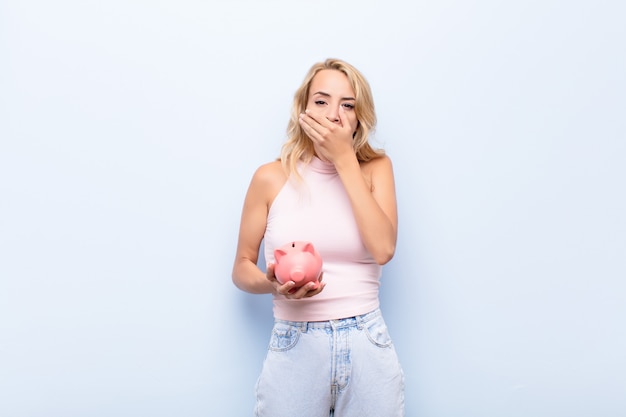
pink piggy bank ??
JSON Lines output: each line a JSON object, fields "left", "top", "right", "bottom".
{"left": 273, "top": 241, "right": 323, "bottom": 289}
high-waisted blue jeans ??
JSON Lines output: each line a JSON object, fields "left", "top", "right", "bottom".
{"left": 254, "top": 309, "right": 405, "bottom": 417}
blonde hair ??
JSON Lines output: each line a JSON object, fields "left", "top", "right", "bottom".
{"left": 279, "top": 58, "right": 384, "bottom": 178}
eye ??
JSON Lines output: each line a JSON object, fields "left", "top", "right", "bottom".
{"left": 342, "top": 103, "right": 355, "bottom": 110}
{"left": 314, "top": 100, "right": 327, "bottom": 106}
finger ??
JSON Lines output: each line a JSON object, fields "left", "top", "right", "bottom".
{"left": 303, "top": 108, "right": 322, "bottom": 124}
{"left": 302, "top": 113, "right": 338, "bottom": 143}
{"left": 299, "top": 114, "right": 326, "bottom": 144}
{"left": 304, "top": 109, "right": 336, "bottom": 133}
{"left": 266, "top": 263, "right": 278, "bottom": 282}
{"left": 291, "top": 280, "right": 320, "bottom": 299}
{"left": 307, "top": 108, "right": 351, "bottom": 139}
{"left": 337, "top": 106, "right": 356, "bottom": 132}
{"left": 298, "top": 113, "right": 317, "bottom": 136}
{"left": 279, "top": 281, "right": 296, "bottom": 296}
{"left": 303, "top": 281, "right": 326, "bottom": 298}
{"left": 301, "top": 110, "right": 326, "bottom": 130}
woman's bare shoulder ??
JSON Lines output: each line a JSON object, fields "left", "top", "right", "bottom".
{"left": 248, "top": 160, "right": 288, "bottom": 200}
{"left": 359, "top": 155, "right": 394, "bottom": 191}
{"left": 252, "top": 160, "right": 286, "bottom": 184}
{"left": 361, "top": 154, "right": 394, "bottom": 175}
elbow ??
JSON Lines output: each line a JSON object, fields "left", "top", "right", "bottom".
{"left": 373, "top": 244, "right": 396, "bottom": 265}
{"left": 232, "top": 273, "right": 251, "bottom": 293}
{"left": 231, "top": 264, "right": 246, "bottom": 291}
{"left": 375, "top": 253, "right": 394, "bottom": 265}
{"left": 231, "top": 271, "right": 241, "bottom": 290}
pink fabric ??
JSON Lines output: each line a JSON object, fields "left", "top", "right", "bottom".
{"left": 264, "top": 157, "right": 381, "bottom": 321}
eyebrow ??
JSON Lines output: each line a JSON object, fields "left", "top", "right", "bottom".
{"left": 312, "top": 91, "right": 355, "bottom": 101}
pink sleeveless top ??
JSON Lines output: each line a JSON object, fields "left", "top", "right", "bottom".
{"left": 264, "top": 157, "right": 382, "bottom": 321}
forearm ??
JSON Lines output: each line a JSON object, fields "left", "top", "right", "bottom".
{"left": 334, "top": 155, "right": 397, "bottom": 264}
{"left": 232, "top": 259, "right": 275, "bottom": 294}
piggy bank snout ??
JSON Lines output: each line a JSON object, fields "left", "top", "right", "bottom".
{"left": 290, "top": 269, "right": 305, "bottom": 281}
{"left": 281, "top": 254, "right": 321, "bottom": 282}
{"left": 273, "top": 241, "right": 323, "bottom": 286}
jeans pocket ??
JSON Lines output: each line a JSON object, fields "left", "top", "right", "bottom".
{"left": 268, "top": 322, "right": 301, "bottom": 352}
{"left": 363, "top": 315, "right": 393, "bottom": 348}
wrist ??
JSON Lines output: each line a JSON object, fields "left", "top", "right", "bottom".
{"left": 333, "top": 152, "right": 359, "bottom": 173}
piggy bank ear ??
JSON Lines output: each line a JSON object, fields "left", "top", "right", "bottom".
{"left": 303, "top": 243, "right": 316, "bottom": 255}
{"left": 274, "top": 249, "right": 287, "bottom": 262}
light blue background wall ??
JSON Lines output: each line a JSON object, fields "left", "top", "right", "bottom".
{"left": 1, "top": 1, "right": 624, "bottom": 416}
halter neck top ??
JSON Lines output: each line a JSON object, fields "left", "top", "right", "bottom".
{"left": 264, "top": 157, "right": 381, "bottom": 321}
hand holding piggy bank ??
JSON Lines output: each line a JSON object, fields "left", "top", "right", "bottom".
{"left": 274, "top": 241, "right": 323, "bottom": 290}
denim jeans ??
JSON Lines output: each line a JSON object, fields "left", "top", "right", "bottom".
{"left": 254, "top": 309, "right": 405, "bottom": 417}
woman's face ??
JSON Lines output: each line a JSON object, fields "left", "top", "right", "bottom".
{"left": 306, "top": 69, "right": 358, "bottom": 132}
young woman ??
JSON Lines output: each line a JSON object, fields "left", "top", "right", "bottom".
{"left": 232, "top": 58, "right": 404, "bottom": 416}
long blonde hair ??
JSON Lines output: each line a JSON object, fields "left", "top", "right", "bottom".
{"left": 280, "top": 58, "right": 384, "bottom": 177}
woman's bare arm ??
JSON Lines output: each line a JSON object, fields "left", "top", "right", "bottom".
{"left": 299, "top": 108, "right": 398, "bottom": 264}
{"left": 231, "top": 162, "right": 280, "bottom": 294}
{"left": 334, "top": 154, "right": 398, "bottom": 264}
{"left": 231, "top": 161, "right": 327, "bottom": 297}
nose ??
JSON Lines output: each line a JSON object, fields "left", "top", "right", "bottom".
{"left": 326, "top": 105, "right": 341, "bottom": 124}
